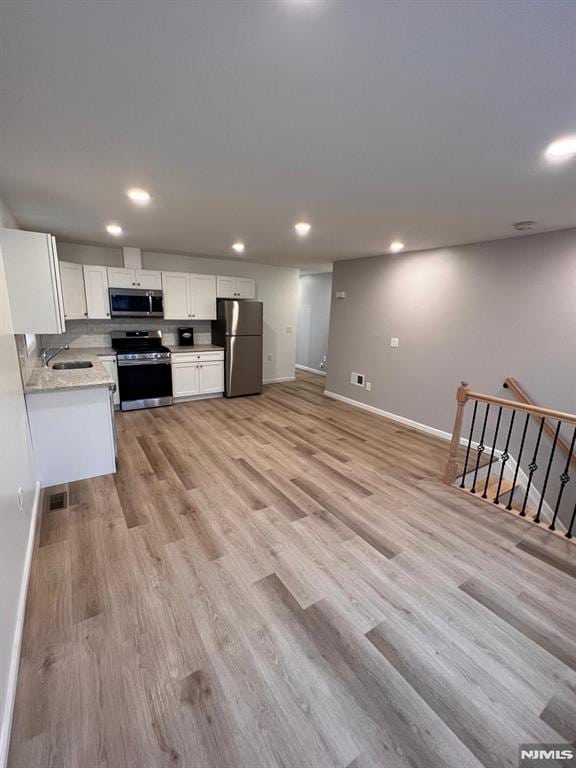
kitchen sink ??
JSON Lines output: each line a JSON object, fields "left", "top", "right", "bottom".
{"left": 52, "top": 361, "right": 93, "bottom": 370}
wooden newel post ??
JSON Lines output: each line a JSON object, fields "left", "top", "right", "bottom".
{"left": 443, "top": 381, "right": 470, "bottom": 485}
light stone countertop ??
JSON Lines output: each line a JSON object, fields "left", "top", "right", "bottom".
{"left": 167, "top": 344, "right": 224, "bottom": 353}
{"left": 24, "top": 348, "right": 115, "bottom": 394}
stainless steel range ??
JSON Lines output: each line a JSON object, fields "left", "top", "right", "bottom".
{"left": 111, "top": 330, "right": 172, "bottom": 411}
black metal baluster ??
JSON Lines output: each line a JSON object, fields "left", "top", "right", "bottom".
{"left": 566, "top": 501, "right": 576, "bottom": 540}
{"left": 506, "top": 412, "right": 530, "bottom": 511}
{"left": 548, "top": 425, "right": 576, "bottom": 531}
{"left": 470, "top": 403, "right": 490, "bottom": 494}
{"left": 494, "top": 410, "right": 515, "bottom": 505}
{"left": 482, "top": 406, "right": 503, "bottom": 499}
{"left": 519, "top": 417, "right": 545, "bottom": 517}
{"left": 534, "top": 420, "right": 561, "bottom": 524}
{"left": 460, "top": 400, "right": 478, "bottom": 489}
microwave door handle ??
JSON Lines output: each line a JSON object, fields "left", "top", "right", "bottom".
{"left": 148, "top": 293, "right": 152, "bottom": 316}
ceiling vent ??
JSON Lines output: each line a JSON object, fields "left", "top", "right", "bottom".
{"left": 513, "top": 221, "right": 536, "bottom": 231}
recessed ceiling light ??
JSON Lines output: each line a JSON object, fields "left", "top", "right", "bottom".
{"left": 295, "top": 222, "right": 311, "bottom": 237}
{"left": 127, "top": 188, "right": 151, "bottom": 205}
{"left": 389, "top": 241, "right": 404, "bottom": 253}
{"left": 232, "top": 242, "right": 245, "bottom": 254}
{"left": 513, "top": 221, "right": 536, "bottom": 231}
{"left": 106, "top": 223, "right": 123, "bottom": 236}
{"left": 545, "top": 135, "right": 576, "bottom": 161}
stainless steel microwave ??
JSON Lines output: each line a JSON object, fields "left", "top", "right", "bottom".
{"left": 109, "top": 288, "right": 164, "bottom": 318}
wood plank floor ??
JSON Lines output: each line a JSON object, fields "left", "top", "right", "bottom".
{"left": 8, "top": 371, "right": 576, "bottom": 768}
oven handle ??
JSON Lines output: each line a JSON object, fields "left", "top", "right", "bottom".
{"left": 117, "top": 358, "right": 172, "bottom": 367}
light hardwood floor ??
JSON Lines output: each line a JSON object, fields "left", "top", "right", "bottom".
{"left": 8, "top": 371, "right": 576, "bottom": 768}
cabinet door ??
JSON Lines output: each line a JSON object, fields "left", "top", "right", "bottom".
{"left": 0, "top": 229, "right": 65, "bottom": 333}
{"left": 236, "top": 278, "right": 256, "bottom": 299}
{"left": 60, "top": 261, "right": 87, "bottom": 319}
{"left": 198, "top": 361, "right": 224, "bottom": 395}
{"left": 216, "top": 275, "right": 236, "bottom": 298}
{"left": 83, "top": 265, "right": 111, "bottom": 319}
{"left": 99, "top": 356, "right": 120, "bottom": 405}
{"left": 162, "top": 272, "right": 191, "bottom": 319}
{"left": 172, "top": 363, "right": 199, "bottom": 397}
{"left": 136, "top": 270, "right": 162, "bottom": 290}
{"left": 190, "top": 274, "right": 216, "bottom": 319}
{"left": 107, "top": 267, "right": 136, "bottom": 288}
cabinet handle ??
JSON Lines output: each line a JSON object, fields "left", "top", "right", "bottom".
{"left": 132, "top": 282, "right": 136, "bottom": 286}
{"left": 138, "top": 282, "right": 141, "bottom": 286}
{"left": 84, "top": 312, "right": 88, "bottom": 316}
{"left": 106, "top": 312, "right": 110, "bottom": 316}
{"left": 192, "top": 314, "right": 195, "bottom": 317}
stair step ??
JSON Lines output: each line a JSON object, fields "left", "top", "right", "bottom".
{"left": 461, "top": 474, "right": 513, "bottom": 500}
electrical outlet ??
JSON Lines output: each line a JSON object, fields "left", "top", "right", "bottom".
{"left": 366, "top": 382, "right": 371, "bottom": 392}
{"left": 335, "top": 291, "right": 346, "bottom": 299}
{"left": 390, "top": 337, "right": 399, "bottom": 348}
{"left": 286, "top": 326, "right": 293, "bottom": 334}
{"left": 17, "top": 486, "right": 23, "bottom": 513}
{"left": 351, "top": 372, "right": 365, "bottom": 387}
{"left": 267, "top": 353, "right": 273, "bottom": 361}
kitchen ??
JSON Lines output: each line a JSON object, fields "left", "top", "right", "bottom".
{"left": 1, "top": 228, "right": 298, "bottom": 488}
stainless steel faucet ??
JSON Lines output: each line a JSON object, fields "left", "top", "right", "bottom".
{"left": 42, "top": 344, "right": 69, "bottom": 367}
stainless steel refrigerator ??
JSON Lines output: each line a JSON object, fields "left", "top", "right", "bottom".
{"left": 212, "top": 300, "right": 263, "bottom": 397}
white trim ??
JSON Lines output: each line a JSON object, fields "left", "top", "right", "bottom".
{"left": 295, "top": 364, "right": 327, "bottom": 377}
{"left": 1, "top": 481, "right": 41, "bottom": 768}
{"left": 264, "top": 376, "right": 296, "bottom": 384}
{"left": 324, "top": 389, "right": 457, "bottom": 442}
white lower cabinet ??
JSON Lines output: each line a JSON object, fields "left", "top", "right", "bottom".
{"left": 198, "top": 360, "right": 225, "bottom": 394}
{"left": 99, "top": 355, "right": 120, "bottom": 406}
{"left": 172, "top": 362, "right": 200, "bottom": 398}
{"left": 172, "top": 351, "right": 224, "bottom": 399}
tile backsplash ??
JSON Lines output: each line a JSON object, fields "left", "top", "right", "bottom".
{"left": 41, "top": 318, "right": 212, "bottom": 350}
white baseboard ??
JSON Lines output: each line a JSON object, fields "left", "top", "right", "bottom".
{"left": 324, "top": 389, "right": 457, "bottom": 443}
{"left": 295, "top": 364, "right": 327, "bottom": 377}
{"left": 264, "top": 376, "right": 296, "bottom": 384}
{"left": 0, "top": 480, "right": 41, "bottom": 768}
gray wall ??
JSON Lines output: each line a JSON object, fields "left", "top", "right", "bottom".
{"left": 327, "top": 229, "right": 576, "bottom": 429}
{"left": 296, "top": 273, "right": 332, "bottom": 373}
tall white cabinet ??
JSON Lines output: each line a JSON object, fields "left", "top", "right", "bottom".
{"left": 0, "top": 228, "right": 66, "bottom": 333}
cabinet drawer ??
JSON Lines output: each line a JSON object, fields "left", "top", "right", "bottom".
{"left": 171, "top": 351, "right": 224, "bottom": 363}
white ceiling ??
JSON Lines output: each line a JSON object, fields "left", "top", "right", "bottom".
{"left": 0, "top": 0, "right": 575, "bottom": 268}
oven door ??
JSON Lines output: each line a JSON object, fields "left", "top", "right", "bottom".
{"left": 117, "top": 360, "right": 173, "bottom": 411}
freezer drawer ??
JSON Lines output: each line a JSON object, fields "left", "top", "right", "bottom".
{"left": 225, "top": 335, "right": 262, "bottom": 397}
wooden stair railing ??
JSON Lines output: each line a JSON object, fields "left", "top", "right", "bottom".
{"left": 444, "top": 381, "right": 576, "bottom": 540}
{"left": 503, "top": 377, "right": 576, "bottom": 469}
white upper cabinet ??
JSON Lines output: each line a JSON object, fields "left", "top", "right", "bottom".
{"left": 107, "top": 267, "right": 161, "bottom": 289}
{"left": 162, "top": 271, "right": 190, "bottom": 319}
{"left": 217, "top": 275, "right": 256, "bottom": 299}
{"left": 107, "top": 267, "right": 134, "bottom": 289}
{"left": 162, "top": 272, "right": 216, "bottom": 320}
{"left": 136, "top": 270, "right": 162, "bottom": 290}
{"left": 216, "top": 275, "right": 236, "bottom": 298}
{"left": 190, "top": 274, "right": 216, "bottom": 319}
{"left": 83, "top": 265, "right": 111, "bottom": 319}
{"left": 236, "top": 277, "right": 256, "bottom": 299}
{"left": 1, "top": 229, "right": 65, "bottom": 333}
{"left": 60, "top": 261, "right": 87, "bottom": 319}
